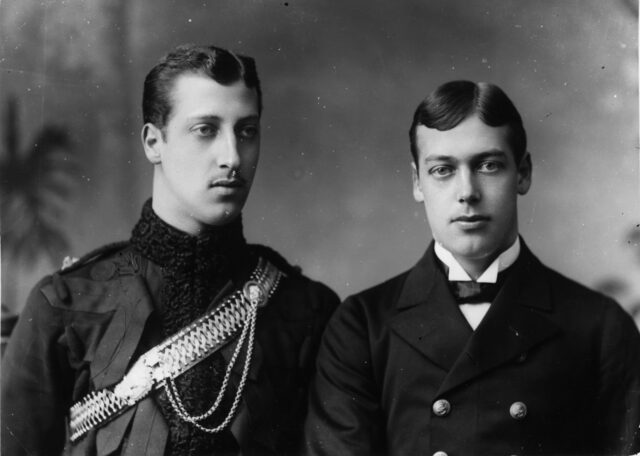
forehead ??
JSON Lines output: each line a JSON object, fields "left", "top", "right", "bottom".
{"left": 415, "top": 115, "right": 514, "bottom": 161}
{"left": 168, "top": 73, "right": 259, "bottom": 121}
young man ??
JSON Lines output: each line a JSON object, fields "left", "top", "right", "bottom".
{"left": 2, "top": 44, "right": 339, "bottom": 456}
{"left": 304, "top": 81, "right": 640, "bottom": 455}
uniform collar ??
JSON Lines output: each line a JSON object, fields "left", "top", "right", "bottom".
{"left": 130, "top": 198, "right": 248, "bottom": 272}
{"left": 434, "top": 237, "right": 520, "bottom": 283}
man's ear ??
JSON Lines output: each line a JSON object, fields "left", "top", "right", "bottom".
{"left": 411, "top": 162, "right": 424, "bottom": 202}
{"left": 142, "top": 123, "right": 163, "bottom": 164}
{"left": 517, "top": 152, "right": 532, "bottom": 195}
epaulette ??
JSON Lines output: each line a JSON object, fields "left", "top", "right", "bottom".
{"left": 49, "top": 241, "right": 130, "bottom": 305}
{"left": 56, "top": 240, "right": 131, "bottom": 275}
{"left": 250, "top": 244, "right": 303, "bottom": 277}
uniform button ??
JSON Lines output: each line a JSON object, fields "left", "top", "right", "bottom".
{"left": 516, "top": 352, "right": 527, "bottom": 363}
{"left": 433, "top": 452, "right": 448, "bottom": 456}
{"left": 90, "top": 261, "right": 117, "bottom": 281}
{"left": 509, "top": 401, "right": 528, "bottom": 419}
{"left": 432, "top": 399, "right": 451, "bottom": 417}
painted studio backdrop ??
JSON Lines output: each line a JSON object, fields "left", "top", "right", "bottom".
{"left": 1, "top": 1, "right": 639, "bottom": 325}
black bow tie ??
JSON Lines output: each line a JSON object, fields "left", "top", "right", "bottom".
{"left": 450, "top": 280, "right": 503, "bottom": 304}
{"left": 435, "top": 253, "right": 514, "bottom": 304}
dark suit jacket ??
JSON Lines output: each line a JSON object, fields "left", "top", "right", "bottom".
{"left": 305, "top": 241, "right": 640, "bottom": 455}
{"left": 2, "top": 244, "right": 339, "bottom": 456}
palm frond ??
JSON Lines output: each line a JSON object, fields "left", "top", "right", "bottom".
{"left": 0, "top": 98, "right": 78, "bottom": 267}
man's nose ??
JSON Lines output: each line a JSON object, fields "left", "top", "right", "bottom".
{"left": 457, "top": 169, "right": 480, "bottom": 204}
{"left": 217, "top": 129, "right": 241, "bottom": 169}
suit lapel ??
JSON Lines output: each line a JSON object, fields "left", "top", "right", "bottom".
{"left": 390, "top": 244, "right": 473, "bottom": 371}
{"left": 436, "top": 242, "right": 561, "bottom": 396}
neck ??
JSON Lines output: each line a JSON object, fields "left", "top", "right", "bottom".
{"left": 438, "top": 233, "right": 519, "bottom": 281}
{"left": 455, "top": 255, "right": 498, "bottom": 281}
{"left": 151, "top": 185, "right": 203, "bottom": 235}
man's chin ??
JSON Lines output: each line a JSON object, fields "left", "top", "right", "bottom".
{"left": 198, "top": 205, "right": 244, "bottom": 227}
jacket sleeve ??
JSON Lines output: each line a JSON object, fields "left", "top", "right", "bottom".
{"left": 1, "top": 277, "right": 73, "bottom": 456}
{"left": 304, "top": 296, "right": 385, "bottom": 456}
{"left": 596, "top": 299, "right": 640, "bottom": 455}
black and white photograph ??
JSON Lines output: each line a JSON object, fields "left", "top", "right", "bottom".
{"left": 1, "top": 1, "right": 639, "bottom": 455}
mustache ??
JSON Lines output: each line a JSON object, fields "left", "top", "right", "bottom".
{"left": 209, "top": 171, "right": 247, "bottom": 187}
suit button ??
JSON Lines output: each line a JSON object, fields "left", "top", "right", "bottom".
{"left": 509, "top": 401, "right": 528, "bottom": 419}
{"left": 433, "top": 452, "right": 448, "bottom": 456}
{"left": 432, "top": 399, "right": 451, "bottom": 417}
{"left": 516, "top": 352, "right": 527, "bottom": 363}
{"left": 90, "top": 261, "right": 117, "bottom": 281}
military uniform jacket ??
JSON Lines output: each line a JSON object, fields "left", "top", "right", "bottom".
{"left": 304, "top": 241, "right": 640, "bottom": 456}
{"left": 2, "top": 243, "right": 339, "bottom": 456}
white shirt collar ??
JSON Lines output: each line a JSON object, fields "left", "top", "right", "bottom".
{"left": 434, "top": 237, "right": 520, "bottom": 283}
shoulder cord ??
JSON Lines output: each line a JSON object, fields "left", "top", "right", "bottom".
{"left": 163, "top": 287, "right": 257, "bottom": 433}
{"left": 69, "top": 258, "right": 282, "bottom": 442}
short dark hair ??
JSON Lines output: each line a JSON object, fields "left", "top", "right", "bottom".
{"left": 142, "top": 44, "right": 262, "bottom": 131}
{"left": 409, "top": 80, "right": 527, "bottom": 166}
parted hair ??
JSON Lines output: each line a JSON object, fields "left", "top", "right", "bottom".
{"left": 142, "top": 44, "right": 262, "bottom": 131}
{"left": 409, "top": 80, "right": 527, "bottom": 166}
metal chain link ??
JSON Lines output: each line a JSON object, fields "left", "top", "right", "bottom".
{"left": 69, "top": 389, "right": 129, "bottom": 441}
{"left": 162, "top": 297, "right": 258, "bottom": 433}
{"left": 68, "top": 258, "right": 282, "bottom": 442}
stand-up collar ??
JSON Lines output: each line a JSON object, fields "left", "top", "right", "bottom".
{"left": 130, "top": 198, "right": 249, "bottom": 276}
{"left": 434, "top": 237, "right": 520, "bottom": 283}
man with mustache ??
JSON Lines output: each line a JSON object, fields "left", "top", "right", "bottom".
{"left": 2, "top": 44, "right": 339, "bottom": 456}
{"left": 304, "top": 80, "right": 640, "bottom": 455}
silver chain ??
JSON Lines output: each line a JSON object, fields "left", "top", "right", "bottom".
{"left": 162, "top": 295, "right": 259, "bottom": 433}
{"left": 68, "top": 258, "right": 282, "bottom": 442}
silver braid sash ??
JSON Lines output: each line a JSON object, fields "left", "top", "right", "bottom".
{"left": 69, "top": 257, "right": 283, "bottom": 442}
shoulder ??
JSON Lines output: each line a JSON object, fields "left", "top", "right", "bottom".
{"left": 348, "top": 270, "right": 410, "bottom": 305}
{"left": 251, "top": 244, "right": 340, "bottom": 318}
{"left": 321, "top": 270, "right": 412, "bottom": 340}
{"left": 520, "top": 239, "right": 623, "bottom": 314}
{"left": 12, "top": 242, "right": 135, "bottom": 345}
{"left": 544, "top": 266, "right": 640, "bottom": 370}
{"left": 537, "top": 261, "right": 638, "bottom": 336}
{"left": 544, "top": 264, "right": 621, "bottom": 312}
{"left": 55, "top": 241, "right": 132, "bottom": 278}
{"left": 33, "top": 241, "right": 136, "bottom": 310}
{"left": 335, "top": 270, "right": 411, "bottom": 322}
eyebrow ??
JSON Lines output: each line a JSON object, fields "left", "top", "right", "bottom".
{"left": 423, "top": 149, "right": 508, "bottom": 163}
{"left": 236, "top": 114, "right": 260, "bottom": 123}
{"left": 186, "top": 114, "right": 260, "bottom": 123}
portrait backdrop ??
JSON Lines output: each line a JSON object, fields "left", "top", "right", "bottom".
{"left": 1, "top": 0, "right": 638, "bottom": 319}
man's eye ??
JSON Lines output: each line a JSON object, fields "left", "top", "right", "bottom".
{"left": 237, "top": 125, "right": 259, "bottom": 140}
{"left": 429, "top": 166, "right": 453, "bottom": 177}
{"left": 192, "top": 125, "right": 217, "bottom": 137}
{"left": 477, "top": 161, "right": 502, "bottom": 173}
